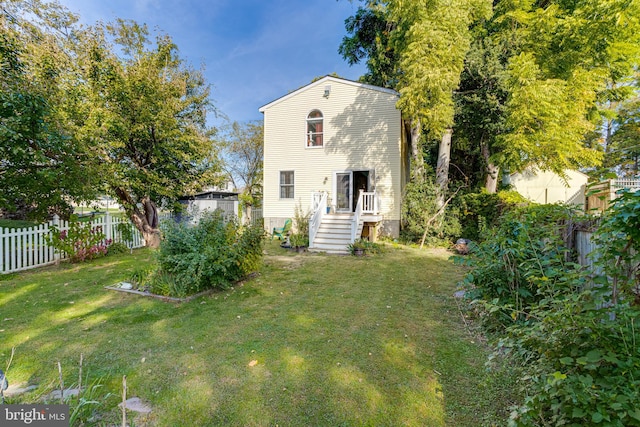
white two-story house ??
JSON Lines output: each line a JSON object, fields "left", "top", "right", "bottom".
{"left": 259, "top": 76, "right": 409, "bottom": 253}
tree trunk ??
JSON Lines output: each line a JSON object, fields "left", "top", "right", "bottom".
{"left": 244, "top": 203, "right": 252, "bottom": 225}
{"left": 405, "top": 118, "right": 424, "bottom": 181}
{"left": 481, "top": 142, "right": 499, "bottom": 193}
{"left": 113, "top": 187, "right": 161, "bottom": 248}
{"left": 435, "top": 129, "right": 452, "bottom": 210}
{"left": 129, "top": 200, "right": 161, "bottom": 248}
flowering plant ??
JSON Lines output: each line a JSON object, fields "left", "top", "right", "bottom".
{"left": 47, "top": 215, "right": 112, "bottom": 262}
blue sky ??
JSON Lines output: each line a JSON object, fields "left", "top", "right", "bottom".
{"left": 57, "top": 0, "right": 367, "bottom": 127}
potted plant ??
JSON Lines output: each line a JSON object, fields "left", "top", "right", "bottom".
{"left": 289, "top": 233, "right": 308, "bottom": 252}
{"left": 348, "top": 238, "right": 367, "bottom": 256}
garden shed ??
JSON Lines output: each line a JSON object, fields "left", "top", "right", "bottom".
{"left": 178, "top": 190, "right": 239, "bottom": 223}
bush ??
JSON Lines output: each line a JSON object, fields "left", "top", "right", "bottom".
{"left": 456, "top": 203, "right": 581, "bottom": 325}
{"left": 47, "top": 215, "right": 111, "bottom": 262}
{"left": 458, "top": 189, "right": 529, "bottom": 241}
{"left": 458, "top": 192, "right": 640, "bottom": 426}
{"left": 347, "top": 238, "right": 383, "bottom": 255}
{"left": 107, "top": 241, "right": 129, "bottom": 255}
{"left": 401, "top": 178, "right": 461, "bottom": 245}
{"left": 507, "top": 296, "right": 640, "bottom": 427}
{"left": 154, "top": 212, "right": 265, "bottom": 297}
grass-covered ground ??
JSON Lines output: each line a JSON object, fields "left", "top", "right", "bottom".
{"left": 0, "top": 242, "right": 514, "bottom": 426}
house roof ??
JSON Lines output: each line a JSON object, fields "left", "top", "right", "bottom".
{"left": 258, "top": 75, "right": 399, "bottom": 113}
{"left": 179, "top": 190, "right": 239, "bottom": 201}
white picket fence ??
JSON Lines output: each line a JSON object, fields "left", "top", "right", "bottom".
{"left": 1, "top": 212, "right": 145, "bottom": 274}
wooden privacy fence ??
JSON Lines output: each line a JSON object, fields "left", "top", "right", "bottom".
{"left": 1, "top": 212, "right": 145, "bottom": 274}
{"left": 575, "top": 230, "right": 599, "bottom": 272}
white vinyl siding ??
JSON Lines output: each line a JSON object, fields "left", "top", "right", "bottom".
{"left": 262, "top": 77, "right": 403, "bottom": 224}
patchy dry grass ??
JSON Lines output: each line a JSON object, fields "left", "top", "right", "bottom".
{"left": 0, "top": 242, "right": 514, "bottom": 426}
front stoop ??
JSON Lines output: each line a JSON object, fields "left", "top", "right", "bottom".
{"left": 309, "top": 213, "right": 353, "bottom": 254}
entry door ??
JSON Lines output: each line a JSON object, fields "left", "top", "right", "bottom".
{"left": 335, "top": 172, "right": 353, "bottom": 212}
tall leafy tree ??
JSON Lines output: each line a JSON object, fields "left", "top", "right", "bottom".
{"left": 490, "top": 0, "right": 640, "bottom": 181}
{"left": 220, "top": 121, "right": 264, "bottom": 224}
{"left": 343, "top": 0, "right": 640, "bottom": 195}
{"left": 341, "top": 0, "right": 491, "bottom": 207}
{"left": 453, "top": 34, "right": 509, "bottom": 192}
{"left": 339, "top": 5, "right": 398, "bottom": 89}
{"left": 74, "top": 19, "right": 220, "bottom": 247}
{"left": 0, "top": 1, "right": 97, "bottom": 219}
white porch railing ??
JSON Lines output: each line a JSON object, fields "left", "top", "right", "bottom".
{"left": 352, "top": 191, "right": 381, "bottom": 241}
{"left": 360, "top": 191, "right": 379, "bottom": 214}
{"left": 351, "top": 190, "right": 364, "bottom": 242}
{"left": 309, "top": 191, "right": 327, "bottom": 248}
{"left": 612, "top": 179, "right": 640, "bottom": 190}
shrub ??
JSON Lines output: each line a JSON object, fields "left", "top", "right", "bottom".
{"left": 507, "top": 295, "right": 640, "bottom": 427}
{"left": 289, "top": 233, "right": 308, "bottom": 248}
{"left": 107, "top": 241, "right": 129, "bottom": 255}
{"left": 458, "top": 190, "right": 529, "bottom": 241}
{"left": 458, "top": 192, "right": 640, "bottom": 426}
{"left": 155, "top": 212, "right": 265, "bottom": 297}
{"left": 293, "top": 201, "right": 310, "bottom": 237}
{"left": 401, "top": 178, "right": 461, "bottom": 245}
{"left": 47, "top": 215, "right": 111, "bottom": 262}
{"left": 455, "top": 203, "right": 581, "bottom": 325}
{"left": 347, "top": 238, "right": 383, "bottom": 256}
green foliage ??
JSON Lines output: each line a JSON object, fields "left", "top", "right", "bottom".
{"left": 74, "top": 18, "right": 220, "bottom": 244}
{"left": 289, "top": 233, "right": 308, "bottom": 248}
{"left": 339, "top": 5, "right": 400, "bottom": 88}
{"left": 458, "top": 190, "right": 529, "bottom": 240}
{"left": 508, "top": 298, "right": 640, "bottom": 427}
{"left": 155, "top": 212, "right": 265, "bottom": 297}
{"left": 287, "top": 202, "right": 310, "bottom": 248}
{"left": 47, "top": 216, "right": 111, "bottom": 262}
{"left": 459, "top": 194, "right": 640, "bottom": 426}
{"left": 401, "top": 178, "right": 461, "bottom": 244}
{"left": 293, "top": 202, "right": 310, "bottom": 237}
{"left": 498, "top": 54, "right": 603, "bottom": 175}
{"left": 106, "top": 241, "right": 129, "bottom": 255}
{"left": 128, "top": 263, "right": 157, "bottom": 291}
{"left": 347, "top": 238, "right": 383, "bottom": 256}
{"left": 456, "top": 204, "right": 580, "bottom": 324}
{"left": 68, "top": 377, "right": 113, "bottom": 427}
{"left": 115, "top": 222, "right": 135, "bottom": 247}
{"left": 605, "top": 100, "right": 640, "bottom": 178}
{"left": 0, "top": 5, "right": 97, "bottom": 219}
{"left": 220, "top": 121, "right": 264, "bottom": 215}
{"left": 389, "top": 0, "right": 492, "bottom": 136}
{"left": 591, "top": 189, "right": 640, "bottom": 305}
{"left": 347, "top": 238, "right": 367, "bottom": 255}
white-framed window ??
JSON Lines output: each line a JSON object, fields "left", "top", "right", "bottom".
{"left": 306, "top": 110, "right": 323, "bottom": 148}
{"left": 280, "top": 171, "right": 294, "bottom": 199}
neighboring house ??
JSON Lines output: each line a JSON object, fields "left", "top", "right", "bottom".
{"left": 259, "top": 76, "right": 408, "bottom": 253}
{"left": 508, "top": 168, "right": 588, "bottom": 207}
{"left": 177, "top": 190, "right": 239, "bottom": 223}
{"left": 585, "top": 177, "right": 640, "bottom": 213}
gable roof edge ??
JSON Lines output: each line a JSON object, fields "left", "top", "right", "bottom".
{"left": 258, "top": 76, "right": 399, "bottom": 113}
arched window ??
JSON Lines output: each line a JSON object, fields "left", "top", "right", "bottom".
{"left": 306, "top": 110, "right": 323, "bottom": 148}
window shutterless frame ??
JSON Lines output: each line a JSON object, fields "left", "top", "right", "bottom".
{"left": 306, "top": 110, "right": 323, "bottom": 148}
{"left": 280, "top": 171, "right": 294, "bottom": 199}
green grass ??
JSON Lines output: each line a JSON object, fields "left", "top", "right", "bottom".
{"left": 0, "top": 242, "right": 515, "bottom": 426}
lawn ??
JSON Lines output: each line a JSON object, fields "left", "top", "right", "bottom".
{"left": 0, "top": 242, "right": 513, "bottom": 426}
